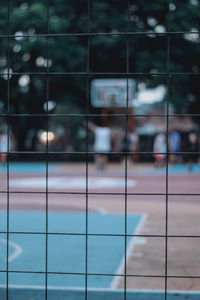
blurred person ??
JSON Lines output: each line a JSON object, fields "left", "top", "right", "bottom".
{"left": 186, "top": 131, "right": 199, "bottom": 172}
{"left": 121, "top": 130, "right": 139, "bottom": 165}
{"left": 111, "top": 127, "right": 124, "bottom": 152}
{"left": 0, "top": 131, "right": 10, "bottom": 165}
{"left": 87, "top": 121, "right": 111, "bottom": 170}
{"left": 153, "top": 132, "right": 166, "bottom": 168}
{"left": 130, "top": 130, "right": 139, "bottom": 163}
{"left": 169, "top": 130, "right": 181, "bottom": 164}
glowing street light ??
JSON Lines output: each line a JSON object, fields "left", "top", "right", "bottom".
{"left": 39, "top": 131, "right": 55, "bottom": 144}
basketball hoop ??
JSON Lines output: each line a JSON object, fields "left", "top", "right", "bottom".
{"left": 91, "top": 79, "right": 136, "bottom": 108}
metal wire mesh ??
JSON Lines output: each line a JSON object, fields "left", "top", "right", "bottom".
{"left": 0, "top": 0, "right": 200, "bottom": 300}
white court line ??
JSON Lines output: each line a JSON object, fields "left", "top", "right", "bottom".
{"left": 109, "top": 213, "right": 148, "bottom": 290}
{"left": 0, "top": 285, "right": 199, "bottom": 295}
{"left": 0, "top": 238, "right": 23, "bottom": 263}
{"left": 9, "top": 177, "right": 136, "bottom": 190}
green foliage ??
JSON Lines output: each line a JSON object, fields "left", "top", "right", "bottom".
{"left": 0, "top": 0, "right": 199, "bottom": 149}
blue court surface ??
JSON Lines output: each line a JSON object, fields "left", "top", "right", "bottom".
{"left": 0, "top": 287, "right": 200, "bottom": 300}
{"left": 0, "top": 162, "right": 200, "bottom": 175}
{"left": 0, "top": 162, "right": 60, "bottom": 174}
{"left": 0, "top": 212, "right": 199, "bottom": 299}
{"left": 0, "top": 212, "right": 142, "bottom": 288}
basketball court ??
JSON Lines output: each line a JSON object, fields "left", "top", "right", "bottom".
{"left": 0, "top": 162, "right": 200, "bottom": 299}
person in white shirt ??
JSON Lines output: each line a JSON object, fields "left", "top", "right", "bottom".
{"left": 153, "top": 132, "right": 166, "bottom": 168}
{"left": 87, "top": 121, "right": 111, "bottom": 170}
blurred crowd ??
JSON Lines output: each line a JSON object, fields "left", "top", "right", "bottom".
{"left": 88, "top": 123, "right": 200, "bottom": 171}
{"left": 0, "top": 125, "right": 199, "bottom": 173}
{"left": 153, "top": 130, "right": 199, "bottom": 171}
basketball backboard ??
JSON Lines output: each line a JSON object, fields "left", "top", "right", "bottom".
{"left": 91, "top": 79, "right": 136, "bottom": 108}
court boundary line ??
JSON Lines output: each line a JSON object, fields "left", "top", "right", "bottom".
{"left": 109, "top": 213, "right": 148, "bottom": 289}
{"left": 0, "top": 285, "right": 200, "bottom": 295}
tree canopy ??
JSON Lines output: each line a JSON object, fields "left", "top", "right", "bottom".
{"left": 0, "top": 0, "right": 199, "bottom": 150}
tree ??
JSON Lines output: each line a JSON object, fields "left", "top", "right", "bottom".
{"left": 0, "top": 0, "right": 199, "bottom": 150}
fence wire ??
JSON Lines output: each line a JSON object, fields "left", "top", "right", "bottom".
{"left": 1, "top": 0, "right": 200, "bottom": 300}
